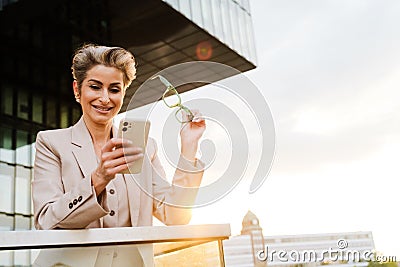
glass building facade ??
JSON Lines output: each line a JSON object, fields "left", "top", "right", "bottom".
{"left": 0, "top": 97, "right": 82, "bottom": 229}
{"left": 163, "top": 0, "right": 257, "bottom": 65}
{"left": 0, "top": 0, "right": 256, "bottom": 264}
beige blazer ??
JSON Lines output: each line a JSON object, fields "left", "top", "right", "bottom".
{"left": 32, "top": 117, "right": 204, "bottom": 266}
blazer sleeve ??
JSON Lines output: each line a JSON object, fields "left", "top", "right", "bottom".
{"left": 32, "top": 131, "right": 109, "bottom": 230}
{"left": 150, "top": 139, "right": 204, "bottom": 225}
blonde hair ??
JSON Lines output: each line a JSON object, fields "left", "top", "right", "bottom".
{"left": 71, "top": 43, "right": 136, "bottom": 90}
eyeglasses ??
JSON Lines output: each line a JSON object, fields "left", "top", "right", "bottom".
{"left": 151, "top": 75, "right": 195, "bottom": 123}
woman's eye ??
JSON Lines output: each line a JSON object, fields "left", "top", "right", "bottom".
{"left": 110, "top": 88, "right": 121, "bottom": 93}
{"left": 89, "top": 85, "right": 100, "bottom": 90}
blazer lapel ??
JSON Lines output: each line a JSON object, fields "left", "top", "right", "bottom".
{"left": 71, "top": 117, "right": 98, "bottom": 178}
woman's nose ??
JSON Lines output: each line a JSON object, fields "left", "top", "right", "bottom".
{"left": 99, "top": 89, "right": 110, "bottom": 104}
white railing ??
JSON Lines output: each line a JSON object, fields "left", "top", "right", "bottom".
{"left": 0, "top": 224, "right": 230, "bottom": 266}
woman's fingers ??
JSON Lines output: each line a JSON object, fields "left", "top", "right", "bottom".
{"left": 102, "top": 154, "right": 143, "bottom": 170}
{"left": 101, "top": 148, "right": 143, "bottom": 171}
{"left": 101, "top": 146, "right": 143, "bottom": 162}
{"left": 97, "top": 138, "right": 144, "bottom": 179}
{"left": 99, "top": 153, "right": 144, "bottom": 179}
{"left": 180, "top": 109, "right": 205, "bottom": 124}
{"left": 190, "top": 109, "right": 205, "bottom": 123}
{"left": 102, "top": 138, "right": 139, "bottom": 152}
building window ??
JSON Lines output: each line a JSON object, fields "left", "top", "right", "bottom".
{"left": 0, "top": 163, "right": 14, "bottom": 214}
{"left": 1, "top": 85, "right": 14, "bottom": 116}
{"left": 17, "top": 90, "right": 29, "bottom": 120}
{"left": 15, "top": 166, "right": 31, "bottom": 215}
{"left": 72, "top": 105, "right": 82, "bottom": 124}
{"left": 0, "top": 127, "right": 15, "bottom": 164}
{"left": 46, "top": 98, "right": 58, "bottom": 128}
{"left": 18, "top": 22, "right": 29, "bottom": 42}
{"left": 33, "top": 63, "right": 43, "bottom": 85}
{"left": 32, "top": 24, "right": 43, "bottom": 48}
{"left": 32, "top": 95, "right": 43, "bottom": 124}
{"left": 60, "top": 104, "right": 69, "bottom": 128}
{"left": 0, "top": 213, "right": 14, "bottom": 231}
{"left": 16, "top": 130, "right": 30, "bottom": 167}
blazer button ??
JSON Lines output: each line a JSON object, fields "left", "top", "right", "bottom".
{"left": 78, "top": 196, "right": 83, "bottom": 202}
{"left": 109, "top": 210, "right": 115, "bottom": 216}
{"left": 109, "top": 189, "right": 115, "bottom": 195}
{"left": 69, "top": 203, "right": 73, "bottom": 209}
{"left": 73, "top": 199, "right": 78, "bottom": 205}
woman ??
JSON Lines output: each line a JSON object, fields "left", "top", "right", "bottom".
{"left": 32, "top": 44, "right": 205, "bottom": 266}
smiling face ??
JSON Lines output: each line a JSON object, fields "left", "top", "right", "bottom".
{"left": 74, "top": 64, "right": 125, "bottom": 126}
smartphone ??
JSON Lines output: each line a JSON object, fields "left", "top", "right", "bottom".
{"left": 117, "top": 119, "right": 150, "bottom": 174}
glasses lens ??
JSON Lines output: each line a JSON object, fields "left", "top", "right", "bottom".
{"left": 163, "top": 89, "right": 181, "bottom": 108}
{"left": 175, "top": 106, "right": 194, "bottom": 123}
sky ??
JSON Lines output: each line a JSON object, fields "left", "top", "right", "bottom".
{"left": 122, "top": 0, "right": 400, "bottom": 257}
{"left": 243, "top": 0, "right": 400, "bottom": 257}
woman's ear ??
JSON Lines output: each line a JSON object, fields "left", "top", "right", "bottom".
{"left": 73, "top": 80, "right": 80, "bottom": 103}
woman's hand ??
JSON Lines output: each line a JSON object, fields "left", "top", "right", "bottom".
{"left": 91, "top": 138, "right": 143, "bottom": 195}
{"left": 180, "top": 110, "right": 206, "bottom": 161}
